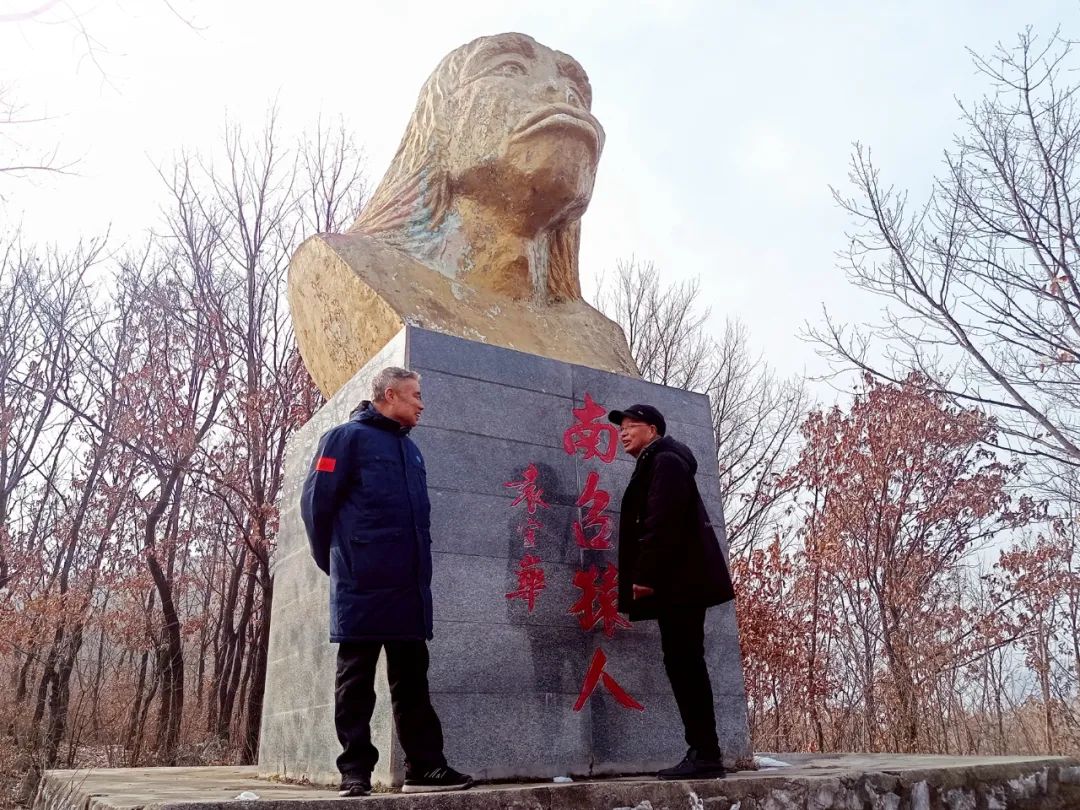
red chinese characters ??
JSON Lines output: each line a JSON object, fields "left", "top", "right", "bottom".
{"left": 573, "top": 649, "right": 644, "bottom": 712}
{"left": 563, "top": 393, "right": 644, "bottom": 713}
{"left": 504, "top": 463, "right": 549, "bottom": 514}
{"left": 505, "top": 464, "right": 550, "bottom": 613}
{"left": 573, "top": 470, "right": 613, "bottom": 550}
{"left": 570, "top": 563, "right": 631, "bottom": 638}
{"left": 506, "top": 554, "right": 545, "bottom": 613}
{"left": 523, "top": 517, "right": 542, "bottom": 548}
{"left": 562, "top": 392, "right": 618, "bottom": 463}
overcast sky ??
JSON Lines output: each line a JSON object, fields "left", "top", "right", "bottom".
{"left": 1, "top": 0, "right": 1075, "bottom": 394}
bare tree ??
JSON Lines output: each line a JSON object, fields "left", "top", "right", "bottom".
{"left": 0, "top": 2, "right": 203, "bottom": 186}
{"left": 0, "top": 110, "right": 362, "bottom": 793}
{"left": 301, "top": 116, "right": 367, "bottom": 235}
{"left": 814, "top": 28, "right": 1080, "bottom": 489}
{"left": 0, "top": 91, "right": 76, "bottom": 185}
{"left": 0, "top": 233, "right": 133, "bottom": 802}
{"left": 155, "top": 112, "right": 362, "bottom": 761}
{"left": 594, "top": 258, "right": 808, "bottom": 555}
{"left": 595, "top": 258, "right": 714, "bottom": 390}
{"left": 709, "top": 320, "right": 807, "bottom": 555}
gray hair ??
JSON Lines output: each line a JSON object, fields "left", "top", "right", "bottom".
{"left": 371, "top": 367, "right": 421, "bottom": 402}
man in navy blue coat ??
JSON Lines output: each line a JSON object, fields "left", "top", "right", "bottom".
{"left": 301, "top": 367, "right": 472, "bottom": 797}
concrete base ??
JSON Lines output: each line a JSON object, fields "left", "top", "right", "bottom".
{"left": 33, "top": 755, "right": 1080, "bottom": 810}
{"left": 258, "top": 325, "right": 749, "bottom": 787}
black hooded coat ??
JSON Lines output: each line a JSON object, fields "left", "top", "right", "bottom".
{"left": 616, "top": 436, "right": 735, "bottom": 621}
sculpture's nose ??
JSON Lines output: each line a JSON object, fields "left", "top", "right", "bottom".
{"left": 544, "top": 79, "right": 585, "bottom": 109}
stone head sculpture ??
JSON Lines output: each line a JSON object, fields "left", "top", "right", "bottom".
{"left": 287, "top": 33, "right": 635, "bottom": 397}
{"left": 351, "top": 32, "right": 605, "bottom": 302}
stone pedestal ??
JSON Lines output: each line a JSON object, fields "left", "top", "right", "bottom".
{"left": 257, "top": 326, "right": 750, "bottom": 787}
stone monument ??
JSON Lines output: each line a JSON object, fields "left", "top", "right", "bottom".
{"left": 260, "top": 33, "right": 750, "bottom": 788}
{"left": 287, "top": 31, "right": 637, "bottom": 398}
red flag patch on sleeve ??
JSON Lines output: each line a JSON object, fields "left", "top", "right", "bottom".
{"left": 315, "top": 456, "right": 337, "bottom": 473}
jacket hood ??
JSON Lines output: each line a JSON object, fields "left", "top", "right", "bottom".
{"left": 641, "top": 435, "right": 698, "bottom": 475}
{"left": 351, "top": 401, "right": 412, "bottom": 435}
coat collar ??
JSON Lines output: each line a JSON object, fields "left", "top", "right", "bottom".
{"left": 352, "top": 401, "right": 411, "bottom": 435}
{"left": 635, "top": 436, "right": 664, "bottom": 465}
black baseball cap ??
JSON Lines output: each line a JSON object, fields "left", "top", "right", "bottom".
{"left": 607, "top": 404, "right": 666, "bottom": 436}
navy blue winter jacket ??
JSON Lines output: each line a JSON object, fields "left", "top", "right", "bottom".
{"left": 300, "top": 402, "right": 434, "bottom": 642}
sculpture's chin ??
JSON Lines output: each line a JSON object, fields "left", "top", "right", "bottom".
{"left": 498, "top": 136, "right": 597, "bottom": 228}
{"left": 504, "top": 127, "right": 599, "bottom": 175}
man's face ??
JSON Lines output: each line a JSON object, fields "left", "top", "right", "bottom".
{"left": 445, "top": 36, "right": 605, "bottom": 230}
{"left": 384, "top": 379, "right": 424, "bottom": 428}
{"left": 619, "top": 418, "right": 658, "bottom": 458}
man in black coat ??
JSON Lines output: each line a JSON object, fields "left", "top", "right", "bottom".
{"left": 302, "top": 367, "right": 472, "bottom": 796}
{"left": 608, "top": 403, "right": 735, "bottom": 780}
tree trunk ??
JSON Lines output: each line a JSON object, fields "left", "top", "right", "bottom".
{"left": 146, "top": 550, "right": 184, "bottom": 764}
{"left": 242, "top": 584, "right": 272, "bottom": 763}
{"left": 43, "top": 627, "right": 82, "bottom": 769}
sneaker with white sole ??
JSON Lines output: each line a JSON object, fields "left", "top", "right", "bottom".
{"left": 401, "top": 765, "right": 473, "bottom": 793}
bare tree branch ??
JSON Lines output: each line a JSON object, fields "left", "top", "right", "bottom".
{"left": 594, "top": 258, "right": 810, "bottom": 555}
{"left": 810, "top": 29, "right": 1080, "bottom": 491}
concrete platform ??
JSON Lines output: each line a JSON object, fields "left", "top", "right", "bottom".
{"left": 33, "top": 753, "right": 1080, "bottom": 810}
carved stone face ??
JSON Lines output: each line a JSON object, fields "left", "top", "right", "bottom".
{"left": 445, "top": 36, "right": 605, "bottom": 234}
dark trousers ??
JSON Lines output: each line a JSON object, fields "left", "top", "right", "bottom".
{"left": 657, "top": 605, "right": 721, "bottom": 758}
{"left": 335, "top": 640, "right": 447, "bottom": 778}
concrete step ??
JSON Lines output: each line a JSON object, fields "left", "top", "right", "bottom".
{"left": 33, "top": 753, "right": 1080, "bottom": 810}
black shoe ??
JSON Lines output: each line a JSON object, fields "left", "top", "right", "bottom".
{"left": 657, "top": 749, "right": 726, "bottom": 780}
{"left": 402, "top": 765, "right": 474, "bottom": 793}
{"left": 338, "top": 774, "right": 372, "bottom": 797}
